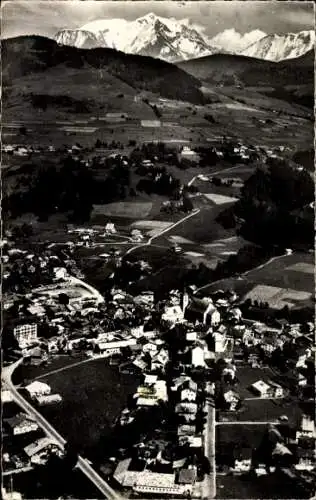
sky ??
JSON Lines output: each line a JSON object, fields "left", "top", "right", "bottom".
{"left": 2, "top": 1, "right": 315, "bottom": 39}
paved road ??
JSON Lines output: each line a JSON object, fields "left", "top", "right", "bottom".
{"left": 2, "top": 360, "right": 123, "bottom": 500}
{"left": 202, "top": 382, "right": 216, "bottom": 499}
{"left": 3, "top": 466, "right": 33, "bottom": 476}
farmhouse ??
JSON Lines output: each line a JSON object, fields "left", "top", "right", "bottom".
{"left": 178, "top": 146, "right": 200, "bottom": 164}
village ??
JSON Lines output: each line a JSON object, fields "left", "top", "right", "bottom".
{"left": 2, "top": 223, "right": 315, "bottom": 500}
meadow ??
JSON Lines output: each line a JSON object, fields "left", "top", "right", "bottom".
{"left": 31, "top": 358, "right": 141, "bottom": 461}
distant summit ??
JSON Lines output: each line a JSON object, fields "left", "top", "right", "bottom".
{"left": 55, "top": 13, "right": 219, "bottom": 62}
{"left": 242, "top": 30, "right": 315, "bottom": 61}
{"left": 54, "top": 14, "right": 313, "bottom": 63}
{"left": 54, "top": 14, "right": 265, "bottom": 62}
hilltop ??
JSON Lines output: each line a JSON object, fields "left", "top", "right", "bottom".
{"left": 178, "top": 50, "right": 314, "bottom": 88}
{"left": 2, "top": 35, "right": 205, "bottom": 105}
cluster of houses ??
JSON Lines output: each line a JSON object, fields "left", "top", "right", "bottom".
{"left": 3, "top": 391, "right": 64, "bottom": 477}
{"left": 2, "top": 225, "right": 315, "bottom": 497}
{"left": 24, "top": 381, "right": 62, "bottom": 407}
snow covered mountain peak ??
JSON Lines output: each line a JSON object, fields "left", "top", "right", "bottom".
{"left": 242, "top": 30, "right": 315, "bottom": 61}
{"left": 54, "top": 16, "right": 314, "bottom": 63}
{"left": 55, "top": 14, "right": 221, "bottom": 62}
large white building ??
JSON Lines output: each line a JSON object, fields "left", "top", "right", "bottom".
{"left": 14, "top": 323, "right": 38, "bottom": 349}
{"left": 25, "top": 381, "right": 51, "bottom": 399}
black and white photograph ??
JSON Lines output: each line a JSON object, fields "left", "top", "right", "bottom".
{"left": 1, "top": 1, "right": 315, "bottom": 499}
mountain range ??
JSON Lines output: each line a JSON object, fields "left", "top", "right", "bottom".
{"left": 54, "top": 13, "right": 315, "bottom": 63}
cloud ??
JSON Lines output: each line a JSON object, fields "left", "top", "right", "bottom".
{"left": 1, "top": 0, "right": 314, "bottom": 40}
{"left": 281, "top": 7, "right": 314, "bottom": 29}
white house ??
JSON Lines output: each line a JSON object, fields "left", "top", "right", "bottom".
{"left": 136, "top": 379, "right": 168, "bottom": 406}
{"left": 179, "top": 379, "right": 197, "bottom": 402}
{"left": 143, "top": 342, "right": 158, "bottom": 354}
{"left": 105, "top": 222, "right": 117, "bottom": 234}
{"left": 25, "top": 381, "right": 51, "bottom": 399}
{"left": 191, "top": 345, "right": 206, "bottom": 368}
{"left": 223, "top": 390, "right": 240, "bottom": 411}
{"left": 144, "top": 374, "right": 158, "bottom": 385}
{"left": 2, "top": 389, "right": 13, "bottom": 403}
{"left": 162, "top": 305, "right": 184, "bottom": 325}
{"left": 175, "top": 402, "right": 198, "bottom": 415}
{"left": 186, "top": 331, "right": 197, "bottom": 342}
{"left": 178, "top": 146, "right": 200, "bottom": 164}
{"left": 134, "top": 291, "right": 154, "bottom": 307}
{"left": 53, "top": 267, "right": 68, "bottom": 280}
{"left": 251, "top": 380, "right": 271, "bottom": 398}
{"left": 213, "top": 331, "right": 228, "bottom": 353}
{"left": 251, "top": 380, "right": 284, "bottom": 399}
{"left": 24, "top": 437, "right": 53, "bottom": 458}
{"left": 296, "top": 414, "right": 316, "bottom": 439}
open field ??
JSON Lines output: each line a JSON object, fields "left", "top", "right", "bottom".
{"left": 237, "top": 399, "right": 302, "bottom": 426}
{"left": 3, "top": 76, "right": 314, "bottom": 150}
{"left": 31, "top": 358, "right": 141, "bottom": 460}
{"left": 216, "top": 424, "right": 267, "bottom": 460}
{"left": 200, "top": 252, "right": 314, "bottom": 306}
{"left": 92, "top": 201, "right": 153, "bottom": 219}
{"left": 243, "top": 253, "right": 314, "bottom": 293}
{"left": 2, "top": 467, "right": 103, "bottom": 499}
{"left": 216, "top": 473, "right": 305, "bottom": 499}
{"left": 162, "top": 205, "right": 235, "bottom": 244}
{"left": 243, "top": 285, "right": 312, "bottom": 309}
{"left": 13, "top": 355, "right": 88, "bottom": 384}
{"left": 203, "top": 236, "right": 250, "bottom": 259}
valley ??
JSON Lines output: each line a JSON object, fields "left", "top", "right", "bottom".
{"left": 2, "top": 6, "right": 315, "bottom": 499}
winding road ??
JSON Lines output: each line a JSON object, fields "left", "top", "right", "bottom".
{"left": 124, "top": 207, "right": 201, "bottom": 257}
{"left": 2, "top": 360, "right": 123, "bottom": 500}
